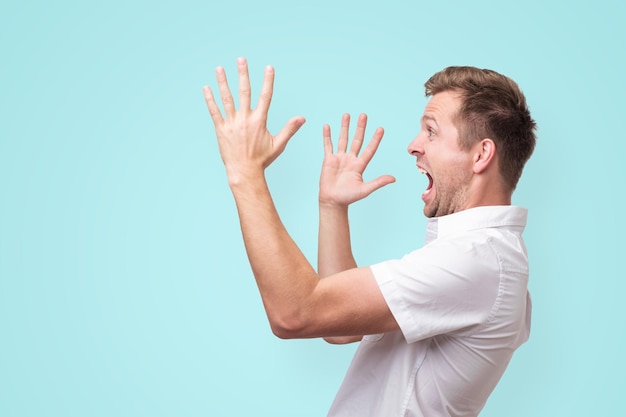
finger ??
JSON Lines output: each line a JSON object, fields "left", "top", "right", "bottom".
{"left": 237, "top": 57, "right": 251, "bottom": 111}
{"left": 350, "top": 113, "right": 368, "bottom": 155}
{"left": 359, "top": 127, "right": 385, "bottom": 166}
{"left": 274, "top": 116, "right": 306, "bottom": 151}
{"left": 337, "top": 113, "right": 350, "bottom": 153}
{"left": 256, "top": 65, "right": 275, "bottom": 116}
{"left": 203, "top": 85, "right": 224, "bottom": 124}
{"left": 216, "top": 66, "right": 235, "bottom": 117}
{"left": 323, "top": 124, "right": 333, "bottom": 155}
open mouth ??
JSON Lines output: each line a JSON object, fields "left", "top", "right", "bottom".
{"left": 418, "top": 167, "right": 434, "bottom": 193}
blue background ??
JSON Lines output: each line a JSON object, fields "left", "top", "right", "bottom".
{"left": 1, "top": 0, "right": 624, "bottom": 415}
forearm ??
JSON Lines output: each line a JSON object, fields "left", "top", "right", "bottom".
{"left": 317, "top": 203, "right": 364, "bottom": 344}
{"left": 230, "top": 172, "right": 319, "bottom": 337}
{"left": 317, "top": 203, "right": 357, "bottom": 277}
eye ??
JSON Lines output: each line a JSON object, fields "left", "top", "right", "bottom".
{"left": 427, "top": 128, "right": 435, "bottom": 137}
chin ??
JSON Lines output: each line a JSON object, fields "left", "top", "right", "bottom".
{"left": 423, "top": 206, "right": 437, "bottom": 218}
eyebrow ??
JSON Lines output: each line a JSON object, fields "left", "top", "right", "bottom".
{"left": 421, "top": 114, "right": 439, "bottom": 126}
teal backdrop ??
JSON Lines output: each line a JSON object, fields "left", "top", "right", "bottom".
{"left": 1, "top": 0, "right": 624, "bottom": 415}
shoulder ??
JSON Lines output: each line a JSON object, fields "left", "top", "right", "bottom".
{"left": 375, "top": 229, "right": 503, "bottom": 286}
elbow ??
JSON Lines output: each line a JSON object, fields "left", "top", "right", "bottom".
{"left": 271, "top": 326, "right": 298, "bottom": 340}
{"left": 323, "top": 337, "right": 347, "bottom": 344}
{"left": 269, "top": 315, "right": 362, "bottom": 343}
{"left": 323, "top": 335, "right": 363, "bottom": 345}
{"left": 268, "top": 313, "right": 310, "bottom": 340}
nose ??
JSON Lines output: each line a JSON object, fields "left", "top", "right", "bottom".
{"left": 407, "top": 133, "right": 424, "bottom": 156}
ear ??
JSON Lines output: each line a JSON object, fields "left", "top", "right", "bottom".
{"left": 472, "top": 138, "right": 497, "bottom": 174}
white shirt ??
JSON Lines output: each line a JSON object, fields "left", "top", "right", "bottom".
{"left": 328, "top": 206, "right": 532, "bottom": 417}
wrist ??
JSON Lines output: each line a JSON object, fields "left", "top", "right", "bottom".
{"left": 319, "top": 199, "right": 349, "bottom": 212}
{"left": 226, "top": 164, "right": 266, "bottom": 188}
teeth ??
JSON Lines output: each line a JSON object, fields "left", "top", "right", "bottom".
{"left": 418, "top": 168, "right": 427, "bottom": 175}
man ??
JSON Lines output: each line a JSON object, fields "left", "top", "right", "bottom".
{"left": 203, "top": 57, "right": 536, "bottom": 417}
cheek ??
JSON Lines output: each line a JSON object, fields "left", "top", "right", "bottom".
{"left": 434, "top": 153, "right": 473, "bottom": 182}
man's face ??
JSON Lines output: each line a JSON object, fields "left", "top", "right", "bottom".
{"left": 407, "top": 90, "right": 474, "bottom": 218}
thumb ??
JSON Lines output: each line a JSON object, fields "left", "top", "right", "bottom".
{"left": 274, "top": 116, "right": 306, "bottom": 150}
{"left": 362, "top": 175, "right": 396, "bottom": 197}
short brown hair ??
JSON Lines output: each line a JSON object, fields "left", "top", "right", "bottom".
{"left": 425, "top": 66, "right": 536, "bottom": 191}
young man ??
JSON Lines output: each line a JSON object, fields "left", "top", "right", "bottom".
{"left": 203, "top": 58, "right": 536, "bottom": 417}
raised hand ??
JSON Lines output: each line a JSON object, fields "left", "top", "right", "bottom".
{"left": 203, "top": 57, "right": 305, "bottom": 183}
{"left": 319, "top": 113, "right": 395, "bottom": 207}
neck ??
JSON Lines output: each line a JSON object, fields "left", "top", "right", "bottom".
{"left": 463, "top": 176, "right": 511, "bottom": 210}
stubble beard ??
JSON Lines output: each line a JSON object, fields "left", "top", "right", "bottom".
{"left": 425, "top": 180, "right": 469, "bottom": 218}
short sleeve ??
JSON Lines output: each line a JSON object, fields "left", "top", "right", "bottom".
{"left": 370, "top": 235, "right": 501, "bottom": 343}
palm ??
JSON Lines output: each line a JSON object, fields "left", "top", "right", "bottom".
{"left": 319, "top": 114, "right": 395, "bottom": 206}
{"left": 320, "top": 152, "right": 370, "bottom": 204}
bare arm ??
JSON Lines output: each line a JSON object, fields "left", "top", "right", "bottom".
{"left": 203, "top": 58, "right": 399, "bottom": 339}
{"left": 318, "top": 114, "right": 395, "bottom": 343}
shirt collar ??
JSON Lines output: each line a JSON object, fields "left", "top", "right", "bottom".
{"left": 424, "top": 205, "right": 528, "bottom": 244}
